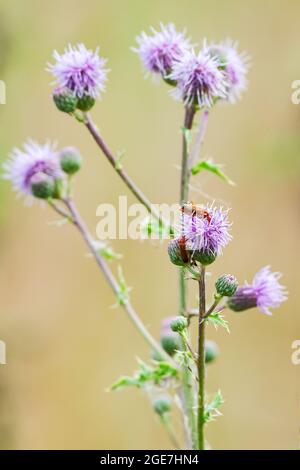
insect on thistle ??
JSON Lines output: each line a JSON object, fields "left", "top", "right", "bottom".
{"left": 178, "top": 202, "right": 212, "bottom": 264}
{"left": 181, "top": 201, "right": 212, "bottom": 222}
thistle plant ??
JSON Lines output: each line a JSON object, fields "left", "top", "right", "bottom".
{"left": 3, "top": 24, "right": 288, "bottom": 450}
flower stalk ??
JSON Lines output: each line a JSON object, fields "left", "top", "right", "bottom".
{"left": 197, "top": 264, "right": 206, "bottom": 450}
{"left": 83, "top": 112, "right": 169, "bottom": 231}
{"left": 179, "top": 105, "right": 197, "bottom": 449}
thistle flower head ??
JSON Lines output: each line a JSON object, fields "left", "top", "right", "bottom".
{"left": 169, "top": 45, "right": 227, "bottom": 107}
{"left": 133, "top": 23, "right": 190, "bottom": 78}
{"left": 47, "top": 43, "right": 108, "bottom": 99}
{"left": 207, "top": 40, "right": 249, "bottom": 103}
{"left": 180, "top": 205, "right": 232, "bottom": 256}
{"left": 3, "top": 140, "right": 62, "bottom": 200}
{"left": 227, "top": 266, "right": 287, "bottom": 315}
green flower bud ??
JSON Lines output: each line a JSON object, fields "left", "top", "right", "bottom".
{"left": 161, "top": 335, "right": 181, "bottom": 356}
{"left": 53, "top": 88, "right": 78, "bottom": 113}
{"left": 193, "top": 248, "right": 217, "bottom": 266}
{"left": 153, "top": 396, "right": 171, "bottom": 416}
{"left": 151, "top": 349, "right": 163, "bottom": 362}
{"left": 170, "top": 316, "right": 188, "bottom": 333}
{"left": 60, "top": 147, "right": 82, "bottom": 175}
{"left": 77, "top": 95, "right": 95, "bottom": 111}
{"left": 168, "top": 238, "right": 189, "bottom": 266}
{"left": 215, "top": 274, "right": 238, "bottom": 297}
{"left": 160, "top": 317, "right": 182, "bottom": 356}
{"left": 205, "top": 340, "right": 219, "bottom": 364}
{"left": 30, "top": 172, "right": 55, "bottom": 199}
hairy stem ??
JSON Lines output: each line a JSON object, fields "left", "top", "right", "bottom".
{"left": 179, "top": 106, "right": 197, "bottom": 449}
{"left": 188, "top": 109, "right": 209, "bottom": 171}
{"left": 197, "top": 265, "right": 206, "bottom": 450}
{"left": 160, "top": 415, "right": 181, "bottom": 450}
{"left": 83, "top": 113, "right": 169, "bottom": 231}
{"left": 55, "top": 197, "right": 173, "bottom": 364}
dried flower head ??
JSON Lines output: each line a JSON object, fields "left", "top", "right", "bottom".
{"left": 180, "top": 205, "right": 232, "bottom": 256}
{"left": 169, "top": 45, "right": 227, "bottom": 107}
{"left": 133, "top": 23, "right": 190, "bottom": 78}
{"left": 227, "top": 266, "right": 287, "bottom": 315}
{"left": 207, "top": 40, "right": 249, "bottom": 103}
{"left": 3, "top": 140, "right": 62, "bottom": 200}
{"left": 47, "top": 43, "right": 108, "bottom": 100}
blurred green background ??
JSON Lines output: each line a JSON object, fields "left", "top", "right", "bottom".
{"left": 0, "top": 0, "right": 299, "bottom": 450}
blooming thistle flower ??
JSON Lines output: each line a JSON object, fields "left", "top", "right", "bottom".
{"left": 133, "top": 23, "right": 190, "bottom": 79}
{"left": 168, "top": 46, "right": 227, "bottom": 107}
{"left": 227, "top": 266, "right": 287, "bottom": 315}
{"left": 207, "top": 40, "right": 249, "bottom": 103}
{"left": 47, "top": 43, "right": 108, "bottom": 100}
{"left": 180, "top": 205, "right": 232, "bottom": 257}
{"left": 3, "top": 140, "right": 62, "bottom": 201}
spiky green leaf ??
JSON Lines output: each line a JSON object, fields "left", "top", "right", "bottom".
{"left": 207, "top": 312, "right": 230, "bottom": 333}
{"left": 92, "top": 241, "right": 122, "bottom": 261}
{"left": 204, "top": 390, "right": 224, "bottom": 423}
{"left": 111, "top": 360, "right": 178, "bottom": 391}
{"left": 191, "top": 160, "right": 234, "bottom": 185}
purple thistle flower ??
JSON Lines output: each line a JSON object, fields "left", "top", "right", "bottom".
{"left": 180, "top": 205, "right": 232, "bottom": 255}
{"left": 207, "top": 40, "right": 249, "bottom": 103}
{"left": 227, "top": 266, "right": 287, "bottom": 315}
{"left": 3, "top": 140, "right": 62, "bottom": 200}
{"left": 133, "top": 23, "right": 190, "bottom": 78}
{"left": 169, "top": 45, "right": 227, "bottom": 107}
{"left": 47, "top": 43, "right": 108, "bottom": 99}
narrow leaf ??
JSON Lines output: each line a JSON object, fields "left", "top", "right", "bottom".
{"left": 191, "top": 159, "right": 235, "bottom": 185}
{"left": 204, "top": 390, "right": 224, "bottom": 423}
{"left": 92, "top": 241, "right": 122, "bottom": 261}
{"left": 207, "top": 312, "right": 230, "bottom": 333}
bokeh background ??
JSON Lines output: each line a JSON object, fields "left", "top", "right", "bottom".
{"left": 0, "top": 0, "right": 299, "bottom": 450}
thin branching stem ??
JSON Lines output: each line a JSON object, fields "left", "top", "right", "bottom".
{"left": 83, "top": 113, "right": 171, "bottom": 232}
{"left": 160, "top": 415, "right": 181, "bottom": 450}
{"left": 49, "top": 196, "right": 174, "bottom": 365}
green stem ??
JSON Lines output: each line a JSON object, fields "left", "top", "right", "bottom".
{"left": 179, "top": 106, "right": 197, "bottom": 449}
{"left": 51, "top": 197, "right": 174, "bottom": 365}
{"left": 197, "top": 265, "right": 206, "bottom": 450}
{"left": 83, "top": 112, "right": 172, "bottom": 234}
{"left": 160, "top": 415, "right": 181, "bottom": 449}
{"left": 203, "top": 294, "right": 223, "bottom": 320}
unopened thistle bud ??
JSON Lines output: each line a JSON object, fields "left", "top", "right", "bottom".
{"left": 76, "top": 95, "right": 96, "bottom": 112}
{"left": 53, "top": 88, "right": 78, "bottom": 113}
{"left": 170, "top": 316, "right": 188, "bottom": 333}
{"left": 167, "top": 238, "right": 189, "bottom": 266}
{"left": 59, "top": 147, "right": 82, "bottom": 175}
{"left": 215, "top": 274, "right": 238, "bottom": 297}
{"left": 193, "top": 248, "right": 217, "bottom": 266}
{"left": 153, "top": 396, "right": 172, "bottom": 416}
{"left": 160, "top": 317, "right": 182, "bottom": 356}
{"left": 205, "top": 340, "right": 219, "bottom": 364}
{"left": 30, "top": 172, "right": 55, "bottom": 199}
